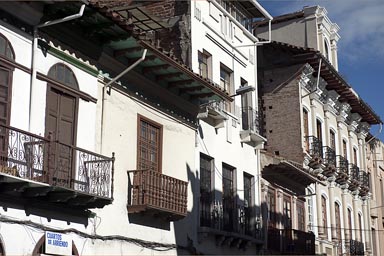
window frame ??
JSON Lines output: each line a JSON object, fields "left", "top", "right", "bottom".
{"left": 198, "top": 50, "right": 211, "bottom": 80}
{"left": 136, "top": 114, "right": 163, "bottom": 173}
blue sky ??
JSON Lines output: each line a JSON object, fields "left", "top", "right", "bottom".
{"left": 259, "top": 0, "right": 384, "bottom": 140}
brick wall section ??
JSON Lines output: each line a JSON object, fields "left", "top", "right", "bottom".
{"left": 261, "top": 66, "right": 304, "bottom": 163}
{"left": 142, "top": 1, "right": 191, "bottom": 66}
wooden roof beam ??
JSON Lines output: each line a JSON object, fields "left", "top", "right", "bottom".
{"left": 168, "top": 79, "right": 194, "bottom": 88}
{"left": 114, "top": 46, "right": 143, "bottom": 57}
{"left": 156, "top": 72, "right": 182, "bottom": 81}
{"left": 179, "top": 86, "right": 204, "bottom": 94}
{"left": 142, "top": 64, "right": 170, "bottom": 74}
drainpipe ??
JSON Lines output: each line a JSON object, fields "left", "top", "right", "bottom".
{"left": 105, "top": 49, "right": 147, "bottom": 95}
{"left": 28, "top": 4, "right": 86, "bottom": 131}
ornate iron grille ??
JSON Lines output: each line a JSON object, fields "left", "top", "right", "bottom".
{"left": 337, "top": 155, "right": 348, "bottom": 174}
{"left": 323, "top": 146, "right": 336, "bottom": 166}
{"left": 349, "top": 164, "right": 360, "bottom": 181}
{"left": 305, "top": 136, "right": 323, "bottom": 158}
{"left": 350, "top": 239, "right": 364, "bottom": 255}
{"left": 360, "top": 171, "right": 369, "bottom": 189}
{"left": 268, "top": 228, "right": 315, "bottom": 255}
{"left": 0, "top": 124, "right": 114, "bottom": 198}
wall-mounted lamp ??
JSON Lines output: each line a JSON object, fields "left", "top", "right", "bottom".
{"left": 230, "top": 85, "right": 255, "bottom": 97}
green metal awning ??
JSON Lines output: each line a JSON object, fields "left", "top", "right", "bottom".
{"left": 108, "top": 37, "right": 232, "bottom": 102}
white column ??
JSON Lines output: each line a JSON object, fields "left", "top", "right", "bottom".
{"left": 328, "top": 177, "right": 337, "bottom": 241}
{"left": 316, "top": 183, "right": 324, "bottom": 237}
{"left": 341, "top": 185, "right": 350, "bottom": 253}
{"left": 363, "top": 197, "right": 372, "bottom": 255}
{"left": 352, "top": 192, "right": 360, "bottom": 241}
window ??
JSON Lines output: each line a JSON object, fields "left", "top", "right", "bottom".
{"left": 215, "top": 0, "right": 253, "bottom": 32}
{"left": 222, "top": 163, "right": 235, "bottom": 231}
{"left": 307, "top": 188, "right": 314, "bottom": 231}
{"left": 358, "top": 213, "right": 363, "bottom": 242}
{"left": 241, "top": 78, "right": 255, "bottom": 131}
{"left": 316, "top": 119, "right": 323, "bottom": 145}
{"left": 243, "top": 173, "right": 254, "bottom": 236}
{"left": 321, "top": 196, "right": 328, "bottom": 238}
{"left": 303, "top": 108, "right": 309, "bottom": 151}
{"left": 297, "top": 200, "right": 305, "bottom": 231}
{"left": 137, "top": 115, "right": 162, "bottom": 172}
{"left": 343, "top": 139, "right": 348, "bottom": 159}
{"left": 0, "top": 33, "right": 15, "bottom": 60}
{"left": 220, "top": 64, "right": 232, "bottom": 92}
{"left": 353, "top": 147, "right": 358, "bottom": 165}
{"left": 335, "top": 202, "right": 342, "bottom": 255}
{"left": 324, "top": 39, "right": 330, "bottom": 60}
{"left": 283, "top": 195, "right": 292, "bottom": 229}
{"left": 267, "top": 189, "right": 276, "bottom": 228}
{"left": 200, "top": 154, "right": 213, "bottom": 227}
{"left": 330, "top": 130, "right": 336, "bottom": 150}
{"left": 198, "top": 50, "right": 211, "bottom": 79}
{"left": 0, "top": 33, "right": 14, "bottom": 161}
{"left": 220, "top": 64, "right": 233, "bottom": 112}
{"left": 348, "top": 208, "right": 352, "bottom": 239}
{"left": 48, "top": 63, "right": 78, "bottom": 89}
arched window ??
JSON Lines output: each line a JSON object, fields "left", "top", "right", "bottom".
{"left": 324, "top": 39, "right": 330, "bottom": 60}
{"left": 48, "top": 63, "right": 78, "bottom": 89}
{"left": 303, "top": 108, "right": 309, "bottom": 151}
{"left": 0, "top": 33, "right": 15, "bottom": 60}
{"left": 321, "top": 195, "right": 328, "bottom": 238}
{"left": 335, "top": 202, "right": 342, "bottom": 245}
{"left": 0, "top": 33, "right": 15, "bottom": 161}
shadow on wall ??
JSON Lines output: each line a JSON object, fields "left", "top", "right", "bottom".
{"left": 175, "top": 164, "right": 265, "bottom": 255}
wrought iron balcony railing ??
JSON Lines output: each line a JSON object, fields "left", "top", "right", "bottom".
{"left": 241, "top": 106, "right": 261, "bottom": 134}
{"left": 336, "top": 155, "right": 349, "bottom": 184}
{"left": 0, "top": 124, "right": 114, "bottom": 199}
{"left": 323, "top": 146, "right": 336, "bottom": 167}
{"left": 305, "top": 136, "right": 323, "bottom": 158}
{"left": 267, "top": 228, "right": 315, "bottom": 255}
{"left": 349, "top": 164, "right": 360, "bottom": 183}
{"left": 199, "top": 200, "right": 263, "bottom": 241}
{"left": 350, "top": 239, "right": 364, "bottom": 255}
{"left": 127, "top": 169, "right": 188, "bottom": 220}
{"left": 359, "top": 171, "right": 369, "bottom": 189}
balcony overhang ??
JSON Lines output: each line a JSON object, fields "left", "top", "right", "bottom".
{"left": 127, "top": 170, "right": 188, "bottom": 221}
{"left": 240, "top": 130, "right": 266, "bottom": 148}
{"left": 198, "top": 227, "right": 263, "bottom": 247}
{"left": 261, "top": 152, "right": 324, "bottom": 192}
{"left": 0, "top": 172, "right": 112, "bottom": 210}
{"left": 198, "top": 101, "right": 228, "bottom": 128}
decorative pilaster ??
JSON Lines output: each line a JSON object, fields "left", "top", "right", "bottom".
{"left": 328, "top": 176, "right": 337, "bottom": 241}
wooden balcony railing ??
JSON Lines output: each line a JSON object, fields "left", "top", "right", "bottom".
{"left": 0, "top": 124, "right": 114, "bottom": 201}
{"left": 267, "top": 228, "right": 315, "bottom": 255}
{"left": 127, "top": 169, "right": 188, "bottom": 221}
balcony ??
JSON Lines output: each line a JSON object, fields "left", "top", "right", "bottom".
{"left": 322, "top": 146, "right": 336, "bottom": 176}
{"left": 0, "top": 125, "right": 114, "bottom": 211}
{"left": 127, "top": 169, "right": 188, "bottom": 221}
{"left": 359, "top": 171, "right": 369, "bottom": 196}
{"left": 239, "top": 107, "right": 265, "bottom": 147}
{"left": 350, "top": 239, "right": 364, "bottom": 255}
{"left": 267, "top": 228, "right": 315, "bottom": 255}
{"left": 197, "top": 101, "right": 227, "bottom": 128}
{"left": 199, "top": 200, "right": 263, "bottom": 248}
{"left": 305, "top": 136, "right": 323, "bottom": 168}
{"left": 349, "top": 164, "right": 360, "bottom": 190}
{"left": 336, "top": 155, "right": 349, "bottom": 185}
